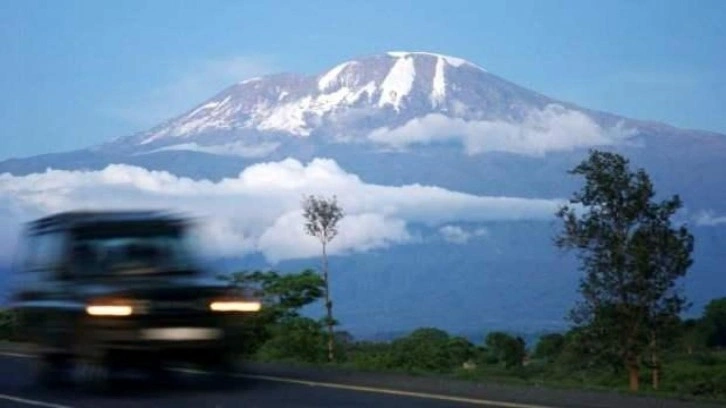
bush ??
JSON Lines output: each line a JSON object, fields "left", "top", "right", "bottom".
{"left": 256, "top": 317, "right": 328, "bottom": 363}
{"left": 347, "top": 341, "right": 396, "bottom": 371}
{"left": 345, "top": 328, "right": 479, "bottom": 374}
{"left": 533, "top": 333, "right": 565, "bottom": 362}
{"left": 484, "top": 331, "right": 527, "bottom": 368}
{"left": 388, "top": 328, "right": 455, "bottom": 373}
{"left": 662, "top": 359, "right": 726, "bottom": 398}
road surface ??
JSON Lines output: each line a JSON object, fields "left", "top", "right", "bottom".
{"left": 0, "top": 352, "right": 544, "bottom": 408}
{"left": 0, "top": 352, "right": 721, "bottom": 408}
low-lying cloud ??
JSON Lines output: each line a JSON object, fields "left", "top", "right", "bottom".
{"left": 142, "top": 141, "right": 281, "bottom": 158}
{"left": 368, "top": 104, "right": 637, "bottom": 156}
{"left": 0, "top": 158, "right": 565, "bottom": 263}
{"left": 439, "top": 225, "right": 489, "bottom": 244}
{"left": 694, "top": 210, "right": 726, "bottom": 226}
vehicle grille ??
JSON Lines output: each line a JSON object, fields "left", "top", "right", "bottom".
{"left": 134, "top": 290, "right": 216, "bottom": 318}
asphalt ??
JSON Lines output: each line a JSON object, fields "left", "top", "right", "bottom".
{"left": 0, "top": 353, "right": 530, "bottom": 408}
{"left": 0, "top": 352, "right": 722, "bottom": 408}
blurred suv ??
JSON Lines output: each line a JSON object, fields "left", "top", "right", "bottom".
{"left": 9, "top": 210, "right": 261, "bottom": 388}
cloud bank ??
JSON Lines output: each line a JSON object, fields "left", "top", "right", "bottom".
{"left": 0, "top": 158, "right": 565, "bottom": 263}
{"left": 368, "top": 104, "right": 637, "bottom": 156}
{"left": 439, "top": 225, "right": 489, "bottom": 244}
{"left": 141, "top": 141, "right": 281, "bottom": 158}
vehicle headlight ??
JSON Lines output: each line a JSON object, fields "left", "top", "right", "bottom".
{"left": 86, "top": 305, "right": 133, "bottom": 316}
{"left": 209, "top": 300, "right": 261, "bottom": 312}
{"left": 85, "top": 298, "right": 135, "bottom": 316}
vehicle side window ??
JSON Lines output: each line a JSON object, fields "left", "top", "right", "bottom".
{"left": 11, "top": 231, "right": 41, "bottom": 290}
{"left": 25, "top": 231, "right": 67, "bottom": 274}
{"left": 14, "top": 230, "right": 34, "bottom": 273}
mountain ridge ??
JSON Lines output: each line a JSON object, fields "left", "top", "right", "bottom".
{"left": 98, "top": 52, "right": 641, "bottom": 153}
{"left": 2, "top": 50, "right": 723, "bottom": 166}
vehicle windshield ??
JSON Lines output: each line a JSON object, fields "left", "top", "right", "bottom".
{"left": 71, "top": 221, "right": 200, "bottom": 276}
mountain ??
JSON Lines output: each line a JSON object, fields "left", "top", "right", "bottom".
{"left": 113, "top": 51, "right": 571, "bottom": 149}
{"left": 2, "top": 51, "right": 725, "bottom": 338}
{"left": 4, "top": 51, "right": 724, "bottom": 204}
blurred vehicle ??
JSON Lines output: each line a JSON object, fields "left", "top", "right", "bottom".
{"left": 8, "top": 210, "right": 261, "bottom": 388}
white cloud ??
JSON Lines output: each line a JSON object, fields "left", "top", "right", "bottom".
{"left": 439, "top": 225, "right": 489, "bottom": 244}
{"left": 0, "top": 158, "right": 564, "bottom": 263}
{"left": 140, "top": 141, "right": 281, "bottom": 158}
{"left": 107, "top": 55, "right": 277, "bottom": 128}
{"left": 258, "top": 211, "right": 411, "bottom": 263}
{"left": 694, "top": 210, "right": 726, "bottom": 226}
{"left": 368, "top": 104, "right": 637, "bottom": 156}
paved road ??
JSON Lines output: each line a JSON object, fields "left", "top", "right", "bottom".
{"left": 0, "top": 353, "right": 722, "bottom": 408}
{"left": 0, "top": 353, "right": 527, "bottom": 408}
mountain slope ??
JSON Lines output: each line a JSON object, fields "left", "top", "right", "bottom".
{"left": 4, "top": 50, "right": 724, "bottom": 177}
{"left": 94, "top": 51, "right": 654, "bottom": 157}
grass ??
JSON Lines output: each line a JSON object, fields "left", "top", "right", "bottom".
{"left": 246, "top": 350, "right": 726, "bottom": 405}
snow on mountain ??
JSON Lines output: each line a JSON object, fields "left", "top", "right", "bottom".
{"left": 386, "top": 51, "right": 484, "bottom": 69}
{"left": 113, "top": 51, "right": 602, "bottom": 155}
{"left": 377, "top": 53, "right": 416, "bottom": 110}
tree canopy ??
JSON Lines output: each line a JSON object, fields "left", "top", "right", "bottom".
{"left": 555, "top": 150, "right": 694, "bottom": 392}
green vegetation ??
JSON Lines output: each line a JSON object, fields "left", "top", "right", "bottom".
{"left": 2, "top": 150, "right": 723, "bottom": 402}
{"left": 703, "top": 297, "right": 726, "bottom": 349}
{"left": 211, "top": 267, "right": 726, "bottom": 401}
{"left": 218, "top": 268, "right": 332, "bottom": 362}
{"left": 555, "top": 150, "right": 695, "bottom": 392}
{"left": 209, "top": 150, "right": 723, "bottom": 401}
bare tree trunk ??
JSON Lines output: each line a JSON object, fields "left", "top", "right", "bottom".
{"left": 628, "top": 361, "right": 640, "bottom": 392}
{"left": 650, "top": 333, "right": 660, "bottom": 390}
{"left": 322, "top": 242, "right": 334, "bottom": 362}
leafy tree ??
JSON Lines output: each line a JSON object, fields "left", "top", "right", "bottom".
{"left": 484, "top": 331, "right": 527, "bottom": 368}
{"left": 219, "top": 269, "right": 325, "bottom": 356}
{"left": 222, "top": 269, "right": 324, "bottom": 318}
{"left": 701, "top": 297, "right": 726, "bottom": 349}
{"left": 302, "top": 194, "right": 345, "bottom": 362}
{"left": 677, "top": 318, "right": 706, "bottom": 355}
{"left": 347, "top": 341, "right": 396, "bottom": 371}
{"left": 334, "top": 330, "right": 355, "bottom": 352}
{"left": 555, "top": 150, "right": 694, "bottom": 392}
{"left": 388, "top": 328, "right": 474, "bottom": 373}
{"left": 257, "top": 316, "right": 328, "bottom": 363}
{"left": 447, "top": 336, "right": 478, "bottom": 367}
{"left": 533, "top": 333, "right": 566, "bottom": 362}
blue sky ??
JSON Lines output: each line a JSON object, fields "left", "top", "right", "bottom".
{"left": 2, "top": 0, "right": 725, "bottom": 159}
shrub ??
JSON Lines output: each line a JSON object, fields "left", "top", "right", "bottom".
{"left": 256, "top": 317, "right": 328, "bottom": 363}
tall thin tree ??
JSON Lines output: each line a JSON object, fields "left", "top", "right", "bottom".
{"left": 302, "top": 194, "right": 344, "bottom": 362}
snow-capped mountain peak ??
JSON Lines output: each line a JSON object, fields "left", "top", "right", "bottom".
{"left": 386, "top": 51, "right": 485, "bottom": 70}
{"left": 131, "top": 51, "right": 510, "bottom": 147}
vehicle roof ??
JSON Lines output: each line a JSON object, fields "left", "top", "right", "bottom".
{"left": 27, "top": 210, "right": 190, "bottom": 233}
